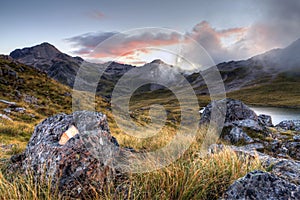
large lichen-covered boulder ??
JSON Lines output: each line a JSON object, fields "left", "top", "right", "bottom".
{"left": 200, "top": 98, "right": 266, "bottom": 145}
{"left": 223, "top": 170, "right": 300, "bottom": 200}
{"left": 10, "top": 111, "right": 124, "bottom": 198}
{"left": 200, "top": 98, "right": 258, "bottom": 125}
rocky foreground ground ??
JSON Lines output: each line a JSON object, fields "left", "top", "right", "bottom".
{"left": 7, "top": 98, "right": 300, "bottom": 199}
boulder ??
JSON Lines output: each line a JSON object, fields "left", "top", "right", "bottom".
{"left": 200, "top": 98, "right": 257, "bottom": 125}
{"left": 285, "top": 142, "right": 300, "bottom": 160}
{"left": 223, "top": 170, "right": 300, "bottom": 200}
{"left": 258, "top": 114, "right": 273, "bottom": 127}
{"left": 200, "top": 99, "right": 270, "bottom": 145}
{"left": 223, "top": 127, "right": 254, "bottom": 144}
{"left": 231, "top": 119, "right": 263, "bottom": 131}
{"left": 276, "top": 120, "right": 300, "bottom": 131}
{"left": 10, "top": 111, "right": 126, "bottom": 198}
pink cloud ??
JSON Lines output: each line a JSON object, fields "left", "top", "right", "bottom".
{"left": 89, "top": 10, "right": 105, "bottom": 20}
{"left": 87, "top": 32, "right": 182, "bottom": 58}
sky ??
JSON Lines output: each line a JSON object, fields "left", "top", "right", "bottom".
{"left": 1, "top": 0, "right": 300, "bottom": 67}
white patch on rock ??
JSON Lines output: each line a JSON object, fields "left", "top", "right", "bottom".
{"left": 59, "top": 125, "right": 79, "bottom": 145}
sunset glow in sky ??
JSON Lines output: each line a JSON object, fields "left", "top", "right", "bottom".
{"left": 1, "top": 0, "right": 300, "bottom": 67}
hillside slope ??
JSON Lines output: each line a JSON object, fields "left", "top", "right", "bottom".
{"left": 0, "top": 55, "right": 111, "bottom": 157}
{"left": 188, "top": 37, "right": 300, "bottom": 95}
{"left": 0, "top": 55, "right": 186, "bottom": 159}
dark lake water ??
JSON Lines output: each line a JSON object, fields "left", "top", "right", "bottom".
{"left": 250, "top": 106, "right": 300, "bottom": 125}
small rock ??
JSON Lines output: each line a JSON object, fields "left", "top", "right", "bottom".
{"left": 0, "top": 99, "right": 16, "bottom": 106}
{"left": 28, "top": 113, "right": 36, "bottom": 118}
{"left": 14, "top": 107, "right": 26, "bottom": 113}
{"left": 0, "top": 114, "right": 13, "bottom": 121}
{"left": 23, "top": 95, "right": 38, "bottom": 104}
{"left": 63, "top": 92, "right": 71, "bottom": 97}
{"left": 293, "top": 135, "right": 300, "bottom": 141}
{"left": 3, "top": 108, "right": 11, "bottom": 114}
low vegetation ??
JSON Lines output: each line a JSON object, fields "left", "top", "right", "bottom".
{"left": 6, "top": 56, "right": 300, "bottom": 199}
{"left": 0, "top": 145, "right": 263, "bottom": 200}
{"left": 228, "top": 73, "right": 300, "bottom": 108}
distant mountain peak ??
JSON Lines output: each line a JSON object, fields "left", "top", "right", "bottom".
{"left": 37, "top": 42, "right": 60, "bottom": 50}
{"left": 10, "top": 42, "right": 61, "bottom": 61}
{"left": 150, "top": 59, "right": 168, "bottom": 65}
{"left": 9, "top": 42, "right": 84, "bottom": 84}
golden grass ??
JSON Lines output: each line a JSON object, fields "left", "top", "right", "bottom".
{"left": 0, "top": 145, "right": 263, "bottom": 200}
{"left": 228, "top": 73, "right": 300, "bottom": 108}
{"left": 0, "top": 56, "right": 269, "bottom": 199}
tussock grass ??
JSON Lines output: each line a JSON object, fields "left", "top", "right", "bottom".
{"left": 0, "top": 170, "right": 56, "bottom": 200}
{"left": 0, "top": 56, "right": 266, "bottom": 199}
{"left": 0, "top": 146, "right": 263, "bottom": 200}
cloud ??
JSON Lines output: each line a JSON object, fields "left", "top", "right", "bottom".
{"left": 66, "top": 0, "right": 300, "bottom": 66}
{"left": 88, "top": 10, "right": 105, "bottom": 20}
{"left": 227, "top": 0, "right": 300, "bottom": 59}
{"left": 65, "top": 31, "right": 117, "bottom": 55}
{"left": 187, "top": 21, "right": 248, "bottom": 63}
{"left": 65, "top": 31, "right": 182, "bottom": 59}
{"left": 65, "top": 23, "right": 248, "bottom": 64}
{"left": 184, "top": 1, "right": 300, "bottom": 63}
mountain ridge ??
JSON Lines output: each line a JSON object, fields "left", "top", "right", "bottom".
{"left": 8, "top": 37, "right": 300, "bottom": 98}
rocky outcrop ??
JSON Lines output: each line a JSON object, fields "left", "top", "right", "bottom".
{"left": 223, "top": 170, "right": 300, "bottom": 200}
{"left": 209, "top": 144, "right": 300, "bottom": 199}
{"left": 199, "top": 98, "right": 268, "bottom": 145}
{"left": 200, "top": 99, "right": 300, "bottom": 160}
{"left": 10, "top": 111, "right": 128, "bottom": 198}
{"left": 276, "top": 120, "right": 300, "bottom": 131}
{"left": 203, "top": 98, "right": 300, "bottom": 200}
{"left": 258, "top": 114, "right": 273, "bottom": 127}
{"left": 200, "top": 98, "right": 258, "bottom": 124}
{"left": 223, "top": 127, "right": 254, "bottom": 144}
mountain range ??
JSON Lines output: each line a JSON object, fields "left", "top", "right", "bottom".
{"left": 7, "top": 38, "right": 300, "bottom": 101}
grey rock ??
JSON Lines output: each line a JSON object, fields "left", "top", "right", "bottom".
{"left": 232, "top": 119, "right": 263, "bottom": 131}
{"left": 15, "top": 107, "right": 26, "bottom": 113}
{"left": 224, "top": 127, "right": 254, "bottom": 144}
{"left": 23, "top": 95, "right": 38, "bottom": 104}
{"left": 3, "top": 108, "right": 11, "bottom": 113}
{"left": 223, "top": 170, "right": 300, "bottom": 200}
{"left": 0, "top": 99, "right": 16, "bottom": 106}
{"left": 9, "top": 111, "right": 127, "bottom": 198}
{"left": 209, "top": 144, "right": 300, "bottom": 184}
{"left": 271, "top": 159, "right": 300, "bottom": 185}
{"left": 293, "top": 135, "right": 300, "bottom": 141}
{"left": 28, "top": 113, "right": 36, "bottom": 118}
{"left": 200, "top": 98, "right": 258, "bottom": 125}
{"left": 276, "top": 120, "right": 300, "bottom": 131}
{"left": 0, "top": 114, "right": 12, "bottom": 121}
{"left": 285, "top": 142, "right": 300, "bottom": 160}
{"left": 258, "top": 114, "right": 273, "bottom": 127}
